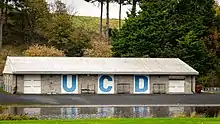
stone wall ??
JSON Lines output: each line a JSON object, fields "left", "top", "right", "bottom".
{"left": 2, "top": 74, "right": 16, "bottom": 93}
{"left": 150, "top": 75, "right": 195, "bottom": 94}
{"left": 41, "top": 75, "right": 61, "bottom": 94}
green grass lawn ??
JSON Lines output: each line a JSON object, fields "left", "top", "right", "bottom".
{"left": 1, "top": 118, "right": 220, "bottom": 124}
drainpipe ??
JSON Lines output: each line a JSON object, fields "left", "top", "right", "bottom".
{"left": 191, "top": 76, "right": 195, "bottom": 94}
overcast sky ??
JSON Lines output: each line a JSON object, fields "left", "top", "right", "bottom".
{"left": 46, "top": 0, "right": 141, "bottom": 19}
{"left": 46, "top": 0, "right": 220, "bottom": 19}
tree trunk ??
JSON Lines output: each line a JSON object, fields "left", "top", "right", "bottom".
{"left": 106, "top": 0, "right": 109, "bottom": 41}
{"left": 119, "top": 0, "right": 122, "bottom": 28}
{"left": 0, "top": 8, "right": 4, "bottom": 48}
{"left": 5, "top": 0, "right": 8, "bottom": 24}
{"left": 100, "top": 0, "right": 103, "bottom": 39}
{"left": 131, "top": 0, "right": 137, "bottom": 17}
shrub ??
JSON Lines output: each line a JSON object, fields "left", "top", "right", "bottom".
{"left": 23, "top": 44, "right": 65, "bottom": 57}
{"left": 0, "top": 114, "right": 38, "bottom": 120}
{"left": 84, "top": 38, "right": 112, "bottom": 57}
{"left": 0, "top": 106, "right": 8, "bottom": 111}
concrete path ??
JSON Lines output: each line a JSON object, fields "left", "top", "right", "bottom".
{"left": 1, "top": 93, "right": 220, "bottom": 105}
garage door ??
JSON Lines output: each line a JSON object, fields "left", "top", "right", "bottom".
{"left": 169, "top": 80, "right": 185, "bottom": 93}
{"left": 24, "top": 75, "right": 41, "bottom": 94}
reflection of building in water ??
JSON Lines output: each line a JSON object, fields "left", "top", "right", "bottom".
{"left": 150, "top": 107, "right": 169, "bottom": 117}
{"left": 1, "top": 107, "right": 24, "bottom": 115}
{"left": 2, "top": 106, "right": 220, "bottom": 119}
{"left": 61, "top": 108, "right": 78, "bottom": 118}
{"left": 24, "top": 108, "right": 41, "bottom": 115}
{"left": 98, "top": 107, "right": 114, "bottom": 117}
{"left": 151, "top": 106, "right": 195, "bottom": 117}
{"left": 41, "top": 108, "right": 61, "bottom": 116}
{"left": 133, "top": 107, "right": 150, "bottom": 118}
{"left": 169, "top": 107, "right": 185, "bottom": 116}
{"left": 195, "top": 107, "right": 220, "bottom": 117}
{"left": 114, "top": 107, "right": 134, "bottom": 118}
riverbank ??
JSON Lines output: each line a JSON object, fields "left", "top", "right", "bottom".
{"left": 1, "top": 118, "right": 220, "bottom": 124}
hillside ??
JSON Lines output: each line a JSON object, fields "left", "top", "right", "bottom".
{"left": 72, "top": 16, "right": 124, "bottom": 33}
{"left": 0, "top": 16, "right": 122, "bottom": 74}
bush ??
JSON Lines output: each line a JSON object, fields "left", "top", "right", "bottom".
{"left": 84, "top": 38, "right": 112, "bottom": 57}
{"left": 0, "top": 114, "right": 38, "bottom": 120}
{"left": 23, "top": 44, "right": 65, "bottom": 57}
{"left": 0, "top": 106, "right": 8, "bottom": 111}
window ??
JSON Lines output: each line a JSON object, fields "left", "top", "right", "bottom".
{"left": 153, "top": 84, "right": 166, "bottom": 94}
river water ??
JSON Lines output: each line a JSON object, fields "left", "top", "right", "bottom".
{"left": 1, "top": 106, "right": 220, "bottom": 119}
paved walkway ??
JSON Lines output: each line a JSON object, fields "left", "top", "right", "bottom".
{"left": 1, "top": 93, "right": 220, "bottom": 105}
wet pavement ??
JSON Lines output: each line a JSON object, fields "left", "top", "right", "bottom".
{"left": 1, "top": 93, "right": 220, "bottom": 105}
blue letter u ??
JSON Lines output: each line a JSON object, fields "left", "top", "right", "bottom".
{"left": 63, "top": 75, "right": 77, "bottom": 92}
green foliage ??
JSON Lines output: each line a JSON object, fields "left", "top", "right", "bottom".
{"left": 45, "top": 14, "right": 90, "bottom": 57}
{"left": 0, "top": 114, "right": 38, "bottom": 120}
{"left": 112, "top": 0, "right": 219, "bottom": 86}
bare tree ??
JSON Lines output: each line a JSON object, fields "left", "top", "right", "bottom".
{"left": 119, "top": 0, "right": 122, "bottom": 28}
{"left": 67, "top": 4, "right": 78, "bottom": 15}
{"left": 131, "top": 0, "right": 137, "bottom": 17}
{"left": 100, "top": 0, "right": 103, "bottom": 39}
{"left": 0, "top": 4, "right": 4, "bottom": 48}
{"left": 106, "top": 0, "right": 109, "bottom": 41}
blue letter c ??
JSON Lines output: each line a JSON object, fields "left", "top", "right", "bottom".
{"left": 99, "top": 75, "right": 113, "bottom": 92}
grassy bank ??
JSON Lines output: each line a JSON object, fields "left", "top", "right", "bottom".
{"left": 72, "top": 16, "right": 123, "bottom": 33}
{"left": 1, "top": 118, "right": 220, "bottom": 124}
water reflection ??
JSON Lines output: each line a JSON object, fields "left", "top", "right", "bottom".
{"left": 1, "top": 106, "right": 220, "bottom": 119}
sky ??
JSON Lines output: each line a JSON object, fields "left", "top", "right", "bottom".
{"left": 46, "top": 0, "right": 220, "bottom": 19}
{"left": 46, "top": 0, "right": 140, "bottom": 19}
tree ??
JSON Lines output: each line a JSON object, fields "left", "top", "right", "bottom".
{"left": 0, "top": 0, "right": 6, "bottom": 48}
{"left": 119, "top": 0, "right": 122, "bottom": 28}
{"left": 112, "top": 0, "right": 219, "bottom": 85}
{"left": 23, "top": 0, "right": 51, "bottom": 42}
{"left": 1, "top": 0, "right": 50, "bottom": 45}
{"left": 23, "top": 44, "right": 65, "bottom": 56}
{"left": 106, "top": 0, "right": 109, "bottom": 41}
{"left": 45, "top": 14, "right": 90, "bottom": 57}
{"left": 85, "top": 0, "right": 116, "bottom": 41}
{"left": 85, "top": 0, "right": 104, "bottom": 39}
{"left": 131, "top": 0, "right": 137, "bottom": 17}
{"left": 0, "top": 7, "right": 3, "bottom": 48}
{"left": 100, "top": 0, "right": 104, "bottom": 38}
{"left": 49, "top": 0, "right": 68, "bottom": 15}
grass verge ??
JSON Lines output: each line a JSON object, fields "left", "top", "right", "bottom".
{"left": 0, "top": 118, "right": 220, "bottom": 124}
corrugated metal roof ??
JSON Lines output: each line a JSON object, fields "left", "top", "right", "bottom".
{"left": 2, "top": 56, "right": 199, "bottom": 75}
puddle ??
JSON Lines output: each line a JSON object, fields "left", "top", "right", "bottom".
{"left": 1, "top": 106, "right": 220, "bottom": 119}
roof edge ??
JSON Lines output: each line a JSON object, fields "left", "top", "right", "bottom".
{"left": 2, "top": 56, "right": 14, "bottom": 74}
{"left": 11, "top": 71, "right": 199, "bottom": 75}
{"left": 177, "top": 58, "right": 199, "bottom": 74}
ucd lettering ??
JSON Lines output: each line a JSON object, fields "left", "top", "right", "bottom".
{"left": 61, "top": 75, "right": 78, "bottom": 94}
{"left": 98, "top": 75, "right": 114, "bottom": 94}
{"left": 134, "top": 75, "right": 149, "bottom": 94}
